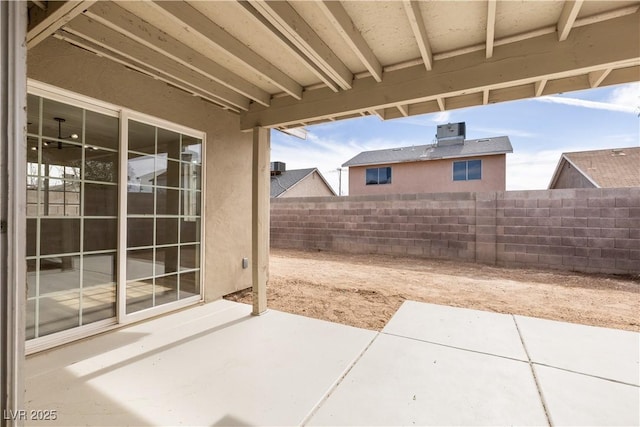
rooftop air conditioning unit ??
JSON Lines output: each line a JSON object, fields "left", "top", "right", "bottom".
{"left": 436, "top": 122, "right": 466, "bottom": 146}
{"left": 270, "top": 161, "right": 286, "bottom": 175}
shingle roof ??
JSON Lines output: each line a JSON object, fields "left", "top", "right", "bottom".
{"left": 270, "top": 168, "right": 316, "bottom": 198}
{"left": 342, "top": 136, "right": 513, "bottom": 167}
{"left": 557, "top": 147, "right": 640, "bottom": 188}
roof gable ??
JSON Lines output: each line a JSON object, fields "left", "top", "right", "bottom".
{"left": 271, "top": 168, "right": 336, "bottom": 197}
{"left": 549, "top": 147, "right": 640, "bottom": 188}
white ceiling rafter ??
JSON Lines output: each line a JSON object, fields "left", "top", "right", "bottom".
{"left": 368, "top": 110, "right": 384, "bottom": 120}
{"left": 64, "top": 15, "right": 251, "bottom": 111}
{"left": 82, "top": 2, "right": 269, "bottom": 106}
{"left": 557, "top": 0, "right": 585, "bottom": 41}
{"left": 236, "top": 0, "right": 341, "bottom": 92}
{"left": 486, "top": 0, "right": 497, "bottom": 58}
{"left": 247, "top": 0, "right": 353, "bottom": 91}
{"left": 316, "top": 1, "right": 383, "bottom": 83}
{"left": 588, "top": 69, "right": 613, "bottom": 88}
{"left": 53, "top": 30, "right": 242, "bottom": 113}
{"left": 415, "top": 4, "right": 639, "bottom": 65}
{"left": 482, "top": 89, "right": 490, "bottom": 105}
{"left": 403, "top": 0, "right": 433, "bottom": 71}
{"left": 27, "top": 0, "right": 96, "bottom": 49}
{"left": 535, "top": 79, "right": 548, "bottom": 97}
{"left": 29, "top": 1, "right": 640, "bottom": 123}
{"left": 153, "top": 1, "right": 303, "bottom": 100}
{"left": 240, "top": 12, "right": 640, "bottom": 130}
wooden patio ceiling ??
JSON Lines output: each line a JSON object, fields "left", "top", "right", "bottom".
{"left": 27, "top": 0, "right": 640, "bottom": 131}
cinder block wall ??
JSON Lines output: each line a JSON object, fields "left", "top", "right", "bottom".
{"left": 270, "top": 188, "right": 639, "bottom": 275}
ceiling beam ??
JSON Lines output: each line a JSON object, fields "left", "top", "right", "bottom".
{"left": 64, "top": 15, "right": 251, "bottom": 111}
{"left": 397, "top": 105, "right": 409, "bottom": 117}
{"left": 53, "top": 31, "right": 242, "bottom": 113}
{"left": 237, "top": 1, "right": 340, "bottom": 93}
{"left": 588, "top": 69, "right": 612, "bottom": 88}
{"left": 482, "top": 89, "right": 490, "bottom": 105}
{"left": 247, "top": 0, "right": 353, "bottom": 90}
{"left": 403, "top": 0, "right": 433, "bottom": 71}
{"left": 368, "top": 109, "right": 384, "bottom": 120}
{"left": 557, "top": 0, "right": 585, "bottom": 41}
{"left": 316, "top": 1, "right": 383, "bottom": 83}
{"left": 83, "top": 2, "right": 269, "bottom": 106}
{"left": 153, "top": 1, "right": 303, "bottom": 100}
{"left": 27, "top": 0, "right": 96, "bottom": 49}
{"left": 436, "top": 97, "right": 445, "bottom": 111}
{"left": 486, "top": 0, "right": 497, "bottom": 58}
{"left": 240, "top": 12, "right": 640, "bottom": 130}
{"left": 534, "top": 79, "right": 547, "bottom": 96}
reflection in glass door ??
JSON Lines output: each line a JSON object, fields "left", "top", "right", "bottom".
{"left": 26, "top": 85, "right": 205, "bottom": 348}
{"left": 125, "top": 119, "right": 202, "bottom": 315}
{"left": 26, "top": 94, "right": 119, "bottom": 339}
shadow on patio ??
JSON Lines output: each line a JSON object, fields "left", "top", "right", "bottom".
{"left": 25, "top": 299, "right": 639, "bottom": 426}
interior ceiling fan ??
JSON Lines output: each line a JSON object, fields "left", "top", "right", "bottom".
{"left": 42, "top": 117, "right": 79, "bottom": 150}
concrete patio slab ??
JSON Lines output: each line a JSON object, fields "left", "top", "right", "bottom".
{"left": 534, "top": 364, "right": 640, "bottom": 426}
{"left": 382, "top": 300, "right": 527, "bottom": 360}
{"left": 25, "top": 300, "right": 376, "bottom": 426}
{"left": 307, "top": 333, "right": 547, "bottom": 426}
{"left": 25, "top": 300, "right": 640, "bottom": 426}
{"left": 515, "top": 315, "right": 640, "bottom": 385}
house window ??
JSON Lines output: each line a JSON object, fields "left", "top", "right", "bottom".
{"left": 453, "top": 160, "right": 482, "bottom": 181}
{"left": 366, "top": 167, "right": 392, "bottom": 185}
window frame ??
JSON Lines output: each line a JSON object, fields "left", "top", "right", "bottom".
{"left": 365, "top": 166, "right": 392, "bottom": 185}
{"left": 452, "top": 159, "right": 482, "bottom": 181}
{"left": 25, "top": 80, "right": 206, "bottom": 353}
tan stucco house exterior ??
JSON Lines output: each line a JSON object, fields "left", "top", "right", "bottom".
{"left": 343, "top": 123, "right": 513, "bottom": 195}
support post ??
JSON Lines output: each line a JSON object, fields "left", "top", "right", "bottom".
{"left": 251, "top": 127, "right": 269, "bottom": 315}
{"left": 1, "top": 1, "right": 27, "bottom": 425}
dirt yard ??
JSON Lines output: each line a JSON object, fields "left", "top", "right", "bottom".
{"left": 225, "top": 248, "right": 640, "bottom": 332}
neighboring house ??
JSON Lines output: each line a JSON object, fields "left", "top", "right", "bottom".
{"left": 270, "top": 162, "right": 336, "bottom": 198}
{"left": 549, "top": 147, "right": 640, "bottom": 189}
{"left": 343, "top": 122, "right": 513, "bottom": 195}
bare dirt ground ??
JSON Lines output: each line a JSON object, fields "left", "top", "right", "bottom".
{"left": 225, "top": 248, "right": 640, "bottom": 332}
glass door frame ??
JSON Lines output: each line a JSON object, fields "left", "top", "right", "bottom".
{"left": 25, "top": 80, "right": 205, "bottom": 353}
{"left": 118, "top": 110, "right": 206, "bottom": 325}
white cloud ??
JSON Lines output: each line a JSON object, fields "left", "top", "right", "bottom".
{"left": 506, "top": 150, "right": 563, "bottom": 190}
{"left": 608, "top": 82, "right": 640, "bottom": 109}
{"left": 534, "top": 95, "right": 638, "bottom": 114}
{"left": 432, "top": 111, "right": 451, "bottom": 123}
{"left": 472, "top": 126, "right": 537, "bottom": 138}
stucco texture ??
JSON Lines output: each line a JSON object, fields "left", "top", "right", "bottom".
{"left": 552, "top": 163, "right": 597, "bottom": 189}
{"left": 280, "top": 171, "right": 335, "bottom": 198}
{"left": 28, "top": 38, "right": 253, "bottom": 301}
{"left": 348, "top": 155, "right": 506, "bottom": 195}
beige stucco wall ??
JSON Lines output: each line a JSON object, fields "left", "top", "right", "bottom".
{"left": 348, "top": 155, "right": 506, "bottom": 195}
{"left": 280, "top": 171, "right": 335, "bottom": 198}
{"left": 28, "top": 38, "right": 253, "bottom": 301}
{"left": 551, "top": 162, "right": 596, "bottom": 189}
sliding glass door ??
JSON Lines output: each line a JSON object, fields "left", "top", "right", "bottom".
{"left": 26, "top": 83, "right": 204, "bottom": 348}
{"left": 125, "top": 118, "right": 202, "bottom": 315}
{"left": 26, "top": 94, "right": 119, "bottom": 339}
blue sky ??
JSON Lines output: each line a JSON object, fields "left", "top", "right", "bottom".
{"left": 271, "top": 82, "right": 639, "bottom": 194}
